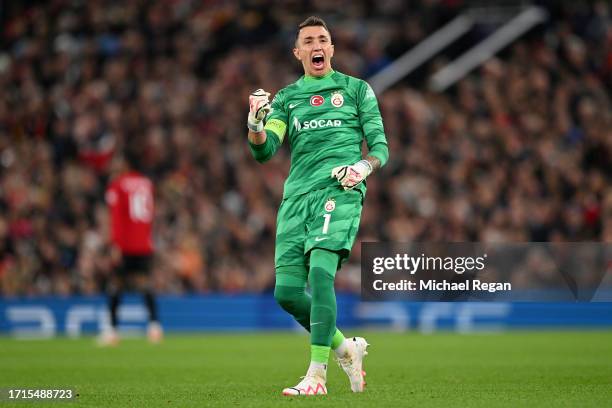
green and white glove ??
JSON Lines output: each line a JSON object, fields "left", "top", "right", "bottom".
{"left": 331, "top": 159, "right": 373, "bottom": 190}
{"left": 247, "top": 89, "right": 271, "bottom": 132}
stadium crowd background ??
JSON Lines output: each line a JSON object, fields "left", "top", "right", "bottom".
{"left": 0, "top": 0, "right": 610, "bottom": 296}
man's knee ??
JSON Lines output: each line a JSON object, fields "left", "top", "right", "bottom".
{"left": 274, "top": 265, "right": 308, "bottom": 311}
{"left": 274, "top": 286, "right": 301, "bottom": 311}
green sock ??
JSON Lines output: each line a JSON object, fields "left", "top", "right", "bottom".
{"left": 311, "top": 345, "right": 331, "bottom": 364}
{"left": 331, "top": 329, "right": 346, "bottom": 350}
{"left": 275, "top": 269, "right": 346, "bottom": 338}
{"left": 274, "top": 254, "right": 346, "bottom": 359}
{"left": 309, "top": 249, "right": 340, "bottom": 348}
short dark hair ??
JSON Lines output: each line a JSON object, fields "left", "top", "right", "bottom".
{"left": 296, "top": 16, "right": 330, "bottom": 42}
{"left": 124, "top": 146, "right": 143, "bottom": 172}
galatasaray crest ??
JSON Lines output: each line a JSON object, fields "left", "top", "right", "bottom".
{"left": 331, "top": 91, "right": 344, "bottom": 108}
{"left": 324, "top": 198, "right": 336, "bottom": 212}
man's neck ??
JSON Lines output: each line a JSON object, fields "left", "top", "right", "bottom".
{"left": 304, "top": 69, "right": 335, "bottom": 81}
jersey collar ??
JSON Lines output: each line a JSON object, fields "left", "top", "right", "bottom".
{"left": 303, "top": 69, "right": 335, "bottom": 82}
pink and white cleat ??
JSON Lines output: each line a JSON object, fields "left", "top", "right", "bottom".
{"left": 336, "top": 337, "right": 369, "bottom": 392}
{"left": 282, "top": 370, "right": 327, "bottom": 396}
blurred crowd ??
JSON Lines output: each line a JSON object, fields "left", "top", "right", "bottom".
{"left": 0, "top": 0, "right": 610, "bottom": 296}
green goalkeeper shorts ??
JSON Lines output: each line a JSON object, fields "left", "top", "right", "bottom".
{"left": 275, "top": 185, "right": 364, "bottom": 269}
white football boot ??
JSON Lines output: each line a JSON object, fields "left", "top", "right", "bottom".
{"left": 282, "top": 367, "right": 327, "bottom": 396}
{"left": 336, "top": 337, "right": 369, "bottom": 392}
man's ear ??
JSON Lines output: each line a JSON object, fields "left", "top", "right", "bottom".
{"left": 329, "top": 44, "right": 334, "bottom": 59}
{"left": 293, "top": 47, "right": 301, "bottom": 61}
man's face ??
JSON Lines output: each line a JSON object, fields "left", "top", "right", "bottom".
{"left": 293, "top": 25, "right": 334, "bottom": 77}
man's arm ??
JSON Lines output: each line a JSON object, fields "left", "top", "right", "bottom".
{"left": 105, "top": 182, "right": 124, "bottom": 265}
{"left": 331, "top": 80, "right": 388, "bottom": 190}
{"left": 105, "top": 183, "right": 120, "bottom": 246}
{"left": 248, "top": 129, "right": 282, "bottom": 163}
{"left": 359, "top": 81, "right": 389, "bottom": 174}
{"left": 247, "top": 89, "right": 287, "bottom": 163}
{"left": 365, "top": 155, "right": 382, "bottom": 173}
{"left": 248, "top": 129, "right": 267, "bottom": 145}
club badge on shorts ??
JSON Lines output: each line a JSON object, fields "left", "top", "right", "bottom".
{"left": 331, "top": 91, "right": 344, "bottom": 108}
{"left": 324, "top": 198, "right": 336, "bottom": 212}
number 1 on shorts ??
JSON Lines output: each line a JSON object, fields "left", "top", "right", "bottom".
{"left": 322, "top": 213, "right": 331, "bottom": 234}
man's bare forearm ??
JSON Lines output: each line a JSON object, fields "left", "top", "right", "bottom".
{"left": 365, "top": 155, "right": 381, "bottom": 173}
{"left": 248, "top": 129, "right": 267, "bottom": 145}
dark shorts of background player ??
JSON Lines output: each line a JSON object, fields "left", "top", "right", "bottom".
{"left": 274, "top": 185, "right": 364, "bottom": 270}
{"left": 118, "top": 254, "right": 153, "bottom": 275}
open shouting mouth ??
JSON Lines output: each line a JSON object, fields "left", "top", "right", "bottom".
{"left": 312, "top": 54, "right": 325, "bottom": 70}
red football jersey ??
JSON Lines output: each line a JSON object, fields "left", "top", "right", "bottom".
{"left": 106, "top": 171, "right": 154, "bottom": 255}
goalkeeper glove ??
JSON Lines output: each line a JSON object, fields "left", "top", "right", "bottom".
{"left": 247, "top": 89, "right": 271, "bottom": 132}
{"left": 331, "top": 160, "right": 373, "bottom": 190}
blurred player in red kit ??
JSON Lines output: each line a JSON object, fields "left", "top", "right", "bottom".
{"left": 100, "top": 149, "right": 162, "bottom": 345}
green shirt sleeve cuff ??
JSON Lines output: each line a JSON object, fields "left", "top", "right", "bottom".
{"left": 368, "top": 146, "right": 389, "bottom": 167}
{"left": 249, "top": 141, "right": 269, "bottom": 151}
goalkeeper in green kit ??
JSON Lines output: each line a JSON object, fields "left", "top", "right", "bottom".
{"left": 247, "top": 16, "right": 388, "bottom": 396}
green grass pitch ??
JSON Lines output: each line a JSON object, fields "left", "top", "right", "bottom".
{"left": 1, "top": 331, "right": 611, "bottom": 407}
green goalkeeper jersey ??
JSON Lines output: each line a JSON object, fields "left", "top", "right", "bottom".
{"left": 249, "top": 70, "right": 389, "bottom": 199}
